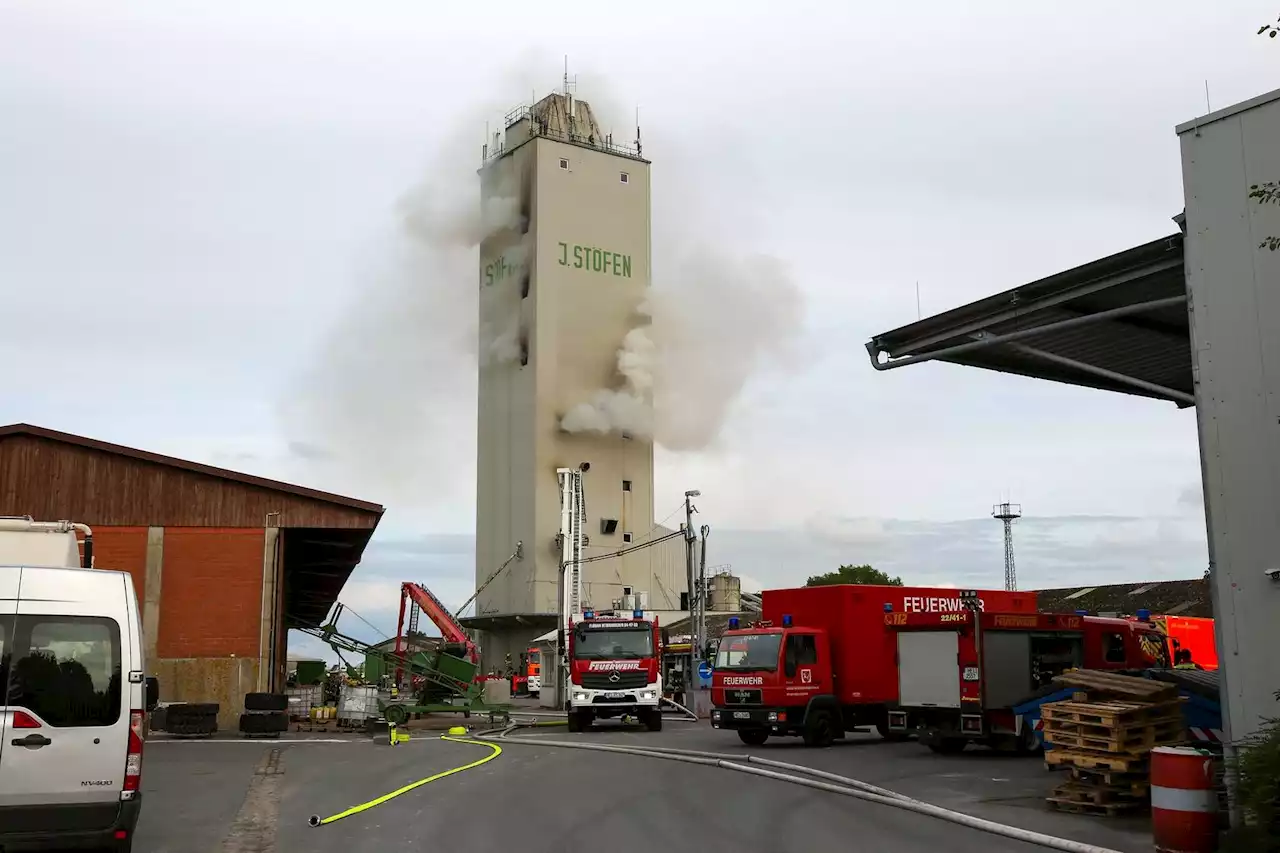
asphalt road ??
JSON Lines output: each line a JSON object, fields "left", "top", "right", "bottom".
{"left": 127, "top": 721, "right": 1152, "bottom": 853}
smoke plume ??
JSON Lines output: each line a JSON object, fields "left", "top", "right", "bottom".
{"left": 281, "top": 62, "right": 805, "bottom": 514}
{"left": 560, "top": 250, "right": 805, "bottom": 451}
{"left": 278, "top": 89, "right": 531, "bottom": 508}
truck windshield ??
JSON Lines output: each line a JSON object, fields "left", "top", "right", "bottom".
{"left": 715, "top": 632, "right": 782, "bottom": 671}
{"left": 573, "top": 628, "right": 653, "bottom": 660}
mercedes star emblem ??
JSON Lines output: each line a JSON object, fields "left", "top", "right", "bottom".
{"left": 608, "top": 671, "right": 621, "bottom": 683}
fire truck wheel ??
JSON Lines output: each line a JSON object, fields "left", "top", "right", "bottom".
{"left": 1015, "top": 723, "right": 1042, "bottom": 755}
{"left": 927, "top": 737, "right": 967, "bottom": 754}
{"left": 802, "top": 709, "right": 836, "bottom": 748}
{"left": 567, "top": 712, "right": 581, "bottom": 733}
{"left": 737, "top": 729, "right": 769, "bottom": 746}
{"left": 644, "top": 709, "right": 663, "bottom": 732}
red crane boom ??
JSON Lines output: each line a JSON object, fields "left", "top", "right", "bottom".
{"left": 394, "top": 582, "right": 477, "bottom": 671}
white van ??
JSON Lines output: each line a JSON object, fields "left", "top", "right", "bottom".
{"left": 1, "top": 564, "right": 158, "bottom": 852}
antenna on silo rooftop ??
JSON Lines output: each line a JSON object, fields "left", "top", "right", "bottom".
{"left": 563, "top": 56, "right": 577, "bottom": 98}
{"left": 992, "top": 502, "right": 1022, "bottom": 591}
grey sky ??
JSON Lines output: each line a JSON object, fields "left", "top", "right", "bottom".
{"left": 3, "top": 2, "right": 1272, "bottom": 654}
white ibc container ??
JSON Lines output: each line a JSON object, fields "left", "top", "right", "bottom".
{"left": 482, "top": 678, "right": 511, "bottom": 706}
{"left": 338, "top": 685, "right": 379, "bottom": 722}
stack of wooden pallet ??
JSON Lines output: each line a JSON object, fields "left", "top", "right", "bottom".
{"left": 1040, "top": 670, "right": 1186, "bottom": 816}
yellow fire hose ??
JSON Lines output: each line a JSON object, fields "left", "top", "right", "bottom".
{"left": 307, "top": 729, "right": 502, "bottom": 827}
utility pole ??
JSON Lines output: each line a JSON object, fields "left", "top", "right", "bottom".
{"left": 683, "top": 489, "right": 700, "bottom": 703}
{"left": 698, "top": 525, "right": 710, "bottom": 664}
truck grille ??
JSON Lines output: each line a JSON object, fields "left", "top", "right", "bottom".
{"left": 581, "top": 672, "right": 649, "bottom": 690}
{"left": 722, "top": 688, "right": 762, "bottom": 705}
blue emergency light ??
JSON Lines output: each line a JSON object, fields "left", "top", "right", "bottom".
{"left": 1136, "top": 609, "right": 1151, "bottom": 622}
{"left": 782, "top": 614, "right": 793, "bottom": 627}
{"left": 633, "top": 609, "right": 644, "bottom": 618}
{"left": 883, "top": 603, "right": 893, "bottom": 613}
{"left": 584, "top": 609, "right": 595, "bottom": 619}
{"left": 1074, "top": 609, "right": 1087, "bottom": 616}
{"left": 728, "top": 616, "right": 740, "bottom": 629}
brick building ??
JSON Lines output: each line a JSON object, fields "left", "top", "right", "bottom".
{"left": 0, "top": 423, "right": 383, "bottom": 728}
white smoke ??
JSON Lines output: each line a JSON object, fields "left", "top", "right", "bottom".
{"left": 560, "top": 250, "right": 805, "bottom": 451}
{"left": 278, "top": 107, "right": 529, "bottom": 505}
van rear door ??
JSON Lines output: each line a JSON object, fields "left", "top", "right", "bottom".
{"left": 0, "top": 566, "right": 20, "bottom": 772}
{"left": 0, "top": 568, "right": 130, "bottom": 834}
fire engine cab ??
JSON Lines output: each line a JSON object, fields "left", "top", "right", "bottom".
{"left": 565, "top": 609, "right": 664, "bottom": 733}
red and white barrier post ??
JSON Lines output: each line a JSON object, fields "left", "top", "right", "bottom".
{"left": 1151, "top": 745, "right": 1219, "bottom": 853}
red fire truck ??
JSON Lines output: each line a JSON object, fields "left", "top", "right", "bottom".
{"left": 709, "top": 584, "right": 1037, "bottom": 747}
{"left": 565, "top": 609, "right": 665, "bottom": 733}
{"left": 885, "top": 607, "right": 1171, "bottom": 753}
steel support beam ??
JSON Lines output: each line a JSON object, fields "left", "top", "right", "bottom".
{"left": 1003, "top": 342, "right": 1196, "bottom": 405}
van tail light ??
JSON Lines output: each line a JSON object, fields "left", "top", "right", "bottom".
{"left": 123, "top": 710, "right": 144, "bottom": 792}
{"left": 11, "top": 710, "right": 41, "bottom": 729}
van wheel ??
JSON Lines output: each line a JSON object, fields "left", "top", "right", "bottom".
{"left": 738, "top": 729, "right": 769, "bottom": 746}
{"left": 803, "top": 709, "right": 835, "bottom": 748}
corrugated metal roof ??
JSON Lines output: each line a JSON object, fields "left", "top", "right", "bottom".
{"left": 1036, "top": 578, "right": 1211, "bottom": 618}
{"left": 866, "top": 233, "right": 1192, "bottom": 406}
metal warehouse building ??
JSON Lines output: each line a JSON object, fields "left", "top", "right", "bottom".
{"left": 0, "top": 423, "right": 383, "bottom": 729}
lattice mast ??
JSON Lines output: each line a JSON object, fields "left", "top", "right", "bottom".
{"left": 992, "top": 502, "right": 1022, "bottom": 592}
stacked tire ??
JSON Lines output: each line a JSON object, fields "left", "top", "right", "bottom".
{"left": 161, "top": 703, "right": 219, "bottom": 737}
{"left": 239, "top": 693, "right": 289, "bottom": 738}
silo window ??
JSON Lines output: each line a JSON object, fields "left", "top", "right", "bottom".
{"left": 559, "top": 158, "right": 569, "bottom": 170}
{"left": 622, "top": 480, "right": 632, "bottom": 492}
{"left": 620, "top": 172, "right": 629, "bottom": 184}
{"left": 623, "top": 533, "right": 633, "bottom": 543}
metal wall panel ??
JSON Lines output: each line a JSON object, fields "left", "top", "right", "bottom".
{"left": 1178, "top": 88, "right": 1280, "bottom": 742}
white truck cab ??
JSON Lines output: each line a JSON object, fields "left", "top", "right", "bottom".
{"left": 0, "top": 517, "right": 157, "bottom": 852}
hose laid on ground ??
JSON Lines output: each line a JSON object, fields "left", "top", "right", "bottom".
{"left": 660, "top": 696, "right": 699, "bottom": 720}
{"left": 307, "top": 733, "right": 500, "bottom": 827}
{"left": 478, "top": 723, "right": 1127, "bottom": 853}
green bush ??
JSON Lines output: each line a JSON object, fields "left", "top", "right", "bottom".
{"left": 1223, "top": 689, "right": 1280, "bottom": 852}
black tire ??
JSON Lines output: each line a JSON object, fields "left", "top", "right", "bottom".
{"left": 244, "top": 692, "right": 288, "bottom": 712}
{"left": 567, "top": 711, "right": 582, "bottom": 733}
{"left": 802, "top": 709, "right": 836, "bottom": 748}
{"left": 927, "top": 737, "right": 967, "bottom": 754}
{"left": 384, "top": 704, "right": 409, "bottom": 725}
{"left": 577, "top": 710, "right": 593, "bottom": 731}
{"left": 1015, "top": 723, "right": 1042, "bottom": 756}
{"left": 167, "top": 716, "right": 217, "bottom": 732}
{"left": 645, "top": 709, "right": 663, "bottom": 732}
{"left": 239, "top": 711, "right": 289, "bottom": 734}
{"left": 737, "top": 729, "right": 770, "bottom": 746}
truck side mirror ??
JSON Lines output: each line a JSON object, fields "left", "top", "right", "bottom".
{"left": 145, "top": 676, "right": 160, "bottom": 712}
